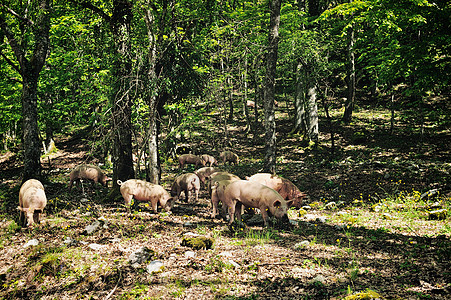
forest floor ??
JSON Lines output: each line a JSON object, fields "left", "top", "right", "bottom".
{"left": 0, "top": 103, "right": 450, "bottom": 299}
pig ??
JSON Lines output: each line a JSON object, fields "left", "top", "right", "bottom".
{"left": 178, "top": 154, "right": 205, "bottom": 169}
{"left": 219, "top": 151, "right": 239, "bottom": 165}
{"left": 206, "top": 172, "right": 240, "bottom": 196}
{"left": 194, "top": 167, "right": 222, "bottom": 184}
{"left": 18, "top": 179, "right": 47, "bottom": 227}
{"left": 69, "top": 164, "right": 112, "bottom": 190}
{"left": 246, "top": 100, "right": 278, "bottom": 109}
{"left": 210, "top": 179, "right": 236, "bottom": 219}
{"left": 117, "top": 179, "right": 175, "bottom": 212}
{"left": 200, "top": 154, "right": 218, "bottom": 167}
{"left": 222, "top": 180, "right": 292, "bottom": 227}
{"left": 171, "top": 173, "right": 201, "bottom": 203}
{"left": 246, "top": 173, "right": 307, "bottom": 208}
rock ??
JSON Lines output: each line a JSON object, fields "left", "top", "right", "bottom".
{"left": 311, "top": 275, "right": 326, "bottom": 285}
{"left": 344, "top": 289, "right": 382, "bottom": 299}
{"left": 294, "top": 240, "right": 310, "bottom": 249}
{"left": 228, "top": 260, "right": 240, "bottom": 268}
{"left": 325, "top": 202, "right": 337, "bottom": 209}
{"left": 185, "top": 251, "right": 196, "bottom": 258}
{"left": 23, "top": 239, "right": 39, "bottom": 248}
{"left": 316, "top": 216, "right": 327, "bottom": 223}
{"left": 289, "top": 219, "right": 298, "bottom": 226}
{"left": 181, "top": 236, "right": 214, "bottom": 250}
{"left": 427, "top": 201, "right": 442, "bottom": 210}
{"left": 183, "top": 222, "right": 195, "bottom": 227}
{"left": 428, "top": 209, "right": 447, "bottom": 220}
{"left": 302, "top": 206, "right": 312, "bottom": 210}
{"left": 128, "top": 247, "right": 155, "bottom": 268}
{"left": 219, "top": 251, "right": 233, "bottom": 258}
{"left": 83, "top": 220, "right": 101, "bottom": 235}
{"left": 146, "top": 260, "right": 164, "bottom": 274}
{"left": 88, "top": 243, "right": 104, "bottom": 251}
{"left": 63, "top": 237, "right": 78, "bottom": 246}
{"left": 421, "top": 189, "right": 439, "bottom": 200}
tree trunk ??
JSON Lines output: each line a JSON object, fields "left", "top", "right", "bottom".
{"left": 263, "top": 0, "right": 281, "bottom": 174}
{"left": 22, "top": 74, "right": 43, "bottom": 181}
{"left": 291, "top": 61, "right": 306, "bottom": 134}
{"left": 0, "top": 0, "right": 52, "bottom": 182}
{"left": 111, "top": 0, "right": 135, "bottom": 186}
{"left": 306, "top": 83, "right": 319, "bottom": 143}
{"left": 343, "top": 3, "right": 355, "bottom": 124}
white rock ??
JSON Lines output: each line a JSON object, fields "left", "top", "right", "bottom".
{"left": 185, "top": 251, "right": 196, "bottom": 258}
{"left": 146, "top": 260, "right": 164, "bottom": 274}
{"left": 228, "top": 260, "right": 240, "bottom": 268}
{"left": 23, "top": 239, "right": 39, "bottom": 248}
{"left": 295, "top": 240, "right": 310, "bottom": 249}
{"left": 88, "top": 243, "right": 104, "bottom": 251}
{"left": 219, "top": 251, "right": 233, "bottom": 258}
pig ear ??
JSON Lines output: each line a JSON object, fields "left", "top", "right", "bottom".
{"left": 286, "top": 200, "right": 294, "bottom": 207}
{"left": 245, "top": 176, "right": 250, "bottom": 180}
{"left": 273, "top": 200, "right": 282, "bottom": 208}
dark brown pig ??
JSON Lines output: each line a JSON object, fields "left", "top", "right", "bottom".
{"left": 246, "top": 173, "right": 306, "bottom": 208}
{"left": 178, "top": 154, "right": 205, "bottom": 169}
{"left": 200, "top": 154, "right": 218, "bottom": 167}
{"left": 171, "top": 173, "right": 201, "bottom": 203}
{"left": 117, "top": 179, "right": 175, "bottom": 212}
{"left": 219, "top": 151, "right": 239, "bottom": 165}
{"left": 194, "top": 167, "right": 222, "bottom": 184}
{"left": 206, "top": 172, "right": 240, "bottom": 196}
{"left": 18, "top": 179, "right": 47, "bottom": 227}
{"left": 222, "top": 180, "right": 292, "bottom": 227}
{"left": 69, "top": 164, "right": 111, "bottom": 190}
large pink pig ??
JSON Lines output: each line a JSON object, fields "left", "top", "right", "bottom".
{"left": 206, "top": 172, "right": 240, "bottom": 196}
{"left": 117, "top": 179, "right": 175, "bottom": 212}
{"left": 171, "top": 173, "right": 201, "bottom": 203}
{"left": 210, "top": 179, "right": 237, "bottom": 218}
{"left": 69, "top": 164, "right": 111, "bottom": 190}
{"left": 194, "top": 167, "right": 222, "bottom": 184}
{"left": 18, "top": 179, "right": 47, "bottom": 227}
{"left": 219, "top": 151, "right": 239, "bottom": 165}
{"left": 246, "top": 173, "right": 306, "bottom": 208}
{"left": 222, "top": 180, "right": 292, "bottom": 227}
{"left": 178, "top": 154, "right": 205, "bottom": 169}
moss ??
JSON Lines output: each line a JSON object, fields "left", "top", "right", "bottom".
{"left": 344, "top": 289, "right": 383, "bottom": 299}
{"left": 181, "top": 236, "right": 214, "bottom": 250}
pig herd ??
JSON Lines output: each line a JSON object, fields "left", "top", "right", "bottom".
{"left": 18, "top": 151, "right": 307, "bottom": 228}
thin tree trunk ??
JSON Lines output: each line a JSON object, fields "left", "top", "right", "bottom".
{"left": 291, "top": 61, "right": 305, "bottom": 134}
{"left": 343, "top": 3, "right": 355, "bottom": 124}
{"left": 263, "top": 0, "right": 281, "bottom": 174}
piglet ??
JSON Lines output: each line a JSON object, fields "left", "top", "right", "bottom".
{"left": 200, "top": 154, "right": 218, "bottom": 167}
{"left": 219, "top": 151, "right": 239, "bottom": 165}
{"left": 69, "top": 164, "right": 111, "bottom": 190}
{"left": 178, "top": 154, "right": 205, "bottom": 169}
{"left": 194, "top": 167, "right": 222, "bottom": 184}
{"left": 117, "top": 179, "right": 175, "bottom": 213}
{"left": 171, "top": 173, "right": 201, "bottom": 203}
{"left": 246, "top": 173, "right": 307, "bottom": 208}
{"left": 222, "top": 180, "right": 292, "bottom": 227}
{"left": 18, "top": 179, "right": 47, "bottom": 227}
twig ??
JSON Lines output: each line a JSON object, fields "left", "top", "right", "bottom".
{"left": 104, "top": 269, "right": 121, "bottom": 300}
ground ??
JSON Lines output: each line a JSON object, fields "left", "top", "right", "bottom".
{"left": 0, "top": 104, "right": 450, "bottom": 299}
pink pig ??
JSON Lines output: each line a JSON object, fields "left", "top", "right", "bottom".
{"left": 171, "top": 173, "right": 201, "bottom": 203}
{"left": 69, "top": 164, "right": 111, "bottom": 190}
{"left": 222, "top": 180, "right": 291, "bottom": 227}
{"left": 200, "top": 154, "right": 218, "bottom": 167}
{"left": 18, "top": 179, "right": 47, "bottom": 227}
{"left": 194, "top": 167, "right": 222, "bottom": 184}
{"left": 178, "top": 154, "right": 205, "bottom": 169}
{"left": 117, "top": 179, "right": 175, "bottom": 212}
{"left": 246, "top": 173, "right": 306, "bottom": 208}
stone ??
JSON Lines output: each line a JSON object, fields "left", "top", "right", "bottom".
{"left": 228, "top": 260, "right": 240, "bottom": 268}
{"left": 146, "top": 260, "right": 164, "bottom": 274}
{"left": 83, "top": 220, "right": 101, "bottom": 235}
{"left": 23, "top": 239, "right": 39, "bottom": 248}
{"left": 128, "top": 247, "right": 155, "bottom": 268}
{"left": 185, "top": 251, "right": 196, "bottom": 258}
{"left": 181, "top": 236, "right": 214, "bottom": 250}
{"left": 294, "top": 240, "right": 310, "bottom": 249}
{"left": 429, "top": 209, "right": 447, "bottom": 220}
{"left": 88, "top": 243, "right": 104, "bottom": 251}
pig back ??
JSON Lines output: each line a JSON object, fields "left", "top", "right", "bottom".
{"left": 19, "top": 179, "right": 45, "bottom": 207}
{"left": 224, "top": 180, "right": 285, "bottom": 209}
{"left": 21, "top": 187, "right": 47, "bottom": 210}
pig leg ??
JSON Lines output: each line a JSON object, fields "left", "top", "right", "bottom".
{"left": 151, "top": 199, "right": 158, "bottom": 213}
{"left": 227, "top": 200, "right": 238, "bottom": 224}
{"left": 33, "top": 210, "right": 41, "bottom": 224}
{"left": 210, "top": 191, "right": 219, "bottom": 218}
{"left": 235, "top": 202, "right": 243, "bottom": 223}
{"left": 194, "top": 188, "right": 199, "bottom": 203}
{"left": 259, "top": 206, "right": 270, "bottom": 227}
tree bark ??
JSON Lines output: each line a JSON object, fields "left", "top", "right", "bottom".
{"left": 0, "top": 0, "right": 52, "bottom": 182}
{"left": 110, "top": 0, "right": 135, "bottom": 185}
{"left": 263, "top": 0, "right": 281, "bottom": 174}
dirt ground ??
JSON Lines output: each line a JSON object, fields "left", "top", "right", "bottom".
{"left": 0, "top": 107, "right": 450, "bottom": 299}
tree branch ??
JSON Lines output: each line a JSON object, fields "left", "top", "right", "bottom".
{"left": 0, "top": 4, "right": 34, "bottom": 26}
{"left": 0, "top": 50, "right": 21, "bottom": 74}
{"left": 0, "top": 15, "right": 26, "bottom": 73}
{"left": 69, "top": 0, "right": 111, "bottom": 24}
